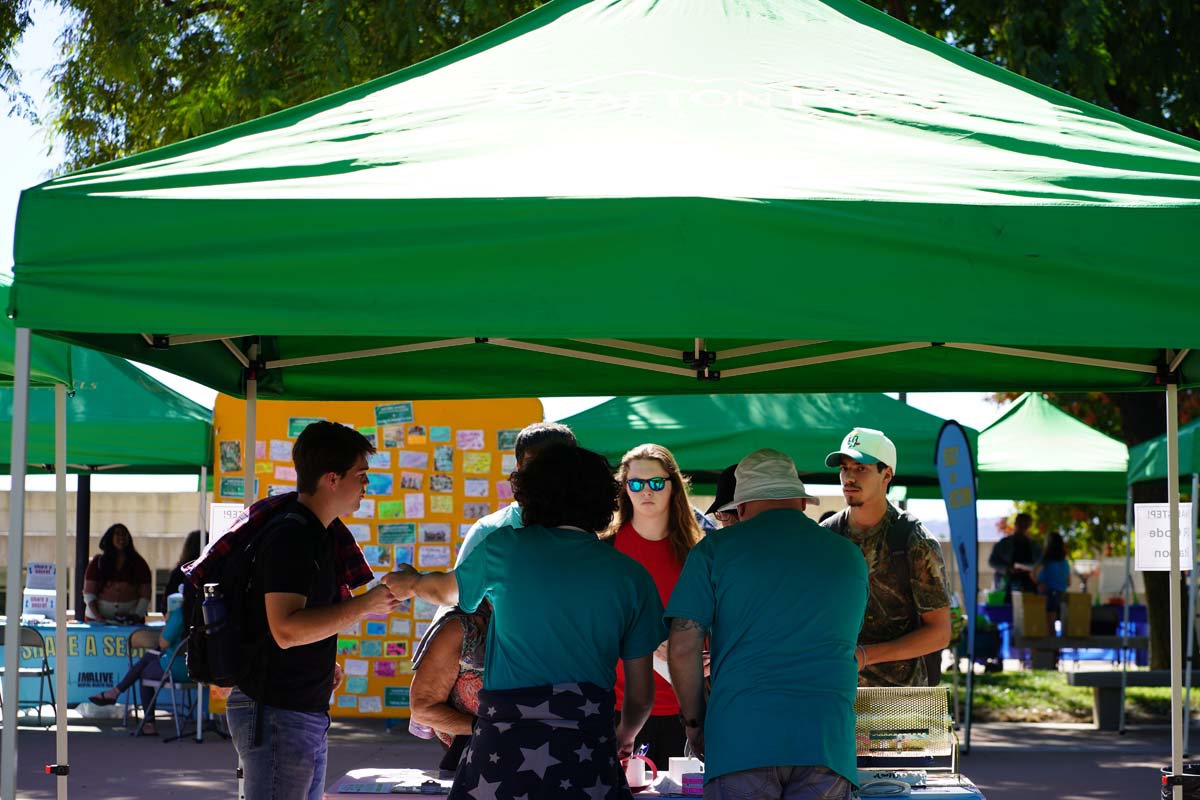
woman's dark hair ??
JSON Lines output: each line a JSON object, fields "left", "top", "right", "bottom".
{"left": 176, "top": 530, "right": 202, "bottom": 568}
{"left": 1044, "top": 531, "right": 1068, "bottom": 562}
{"left": 97, "top": 523, "right": 139, "bottom": 584}
{"left": 511, "top": 444, "right": 619, "bottom": 532}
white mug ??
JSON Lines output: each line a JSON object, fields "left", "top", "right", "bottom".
{"left": 624, "top": 754, "right": 658, "bottom": 789}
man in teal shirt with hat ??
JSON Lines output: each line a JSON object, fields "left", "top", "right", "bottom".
{"left": 666, "top": 448, "right": 867, "bottom": 799}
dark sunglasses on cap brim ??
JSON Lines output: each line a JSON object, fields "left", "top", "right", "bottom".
{"left": 627, "top": 477, "right": 668, "bottom": 492}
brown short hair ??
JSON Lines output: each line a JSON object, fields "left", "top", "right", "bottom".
{"left": 293, "top": 421, "right": 375, "bottom": 494}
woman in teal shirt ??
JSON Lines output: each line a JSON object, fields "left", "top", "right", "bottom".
{"left": 386, "top": 445, "right": 666, "bottom": 798}
{"left": 88, "top": 593, "right": 190, "bottom": 735}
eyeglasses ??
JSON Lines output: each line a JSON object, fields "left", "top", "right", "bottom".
{"left": 626, "top": 477, "right": 668, "bottom": 492}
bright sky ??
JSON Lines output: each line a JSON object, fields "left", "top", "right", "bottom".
{"left": 0, "top": 6, "right": 1014, "bottom": 521}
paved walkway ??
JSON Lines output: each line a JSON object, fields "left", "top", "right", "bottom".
{"left": 0, "top": 713, "right": 1187, "bottom": 798}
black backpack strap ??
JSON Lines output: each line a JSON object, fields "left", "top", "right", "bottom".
{"left": 885, "top": 511, "right": 919, "bottom": 619}
{"left": 886, "top": 510, "right": 943, "bottom": 686}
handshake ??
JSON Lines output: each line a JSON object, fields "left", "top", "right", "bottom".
{"left": 360, "top": 564, "right": 423, "bottom": 615}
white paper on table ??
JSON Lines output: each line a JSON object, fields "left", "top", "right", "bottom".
{"left": 653, "top": 654, "right": 672, "bottom": 684}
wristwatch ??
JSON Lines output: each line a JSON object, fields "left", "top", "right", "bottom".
{"left": 678, "top": 713, "right": 703, "bottom": 728}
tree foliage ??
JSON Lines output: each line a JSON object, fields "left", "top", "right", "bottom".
{"left": 5, "top": 0, "right": 544, "bottom": 170}
{"left": 0, "top": 0, "right": 34, "bottom": 120}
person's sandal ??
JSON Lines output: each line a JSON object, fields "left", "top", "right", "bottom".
{"left": 139, "top": 722, "right": 158, "bottom": 737}
{"left": 89, "top": 692, "right": 117, "bottom": 707}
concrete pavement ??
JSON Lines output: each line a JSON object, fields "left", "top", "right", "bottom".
{"left": 0, "top": 713, "right": 1187, "bottom": 798}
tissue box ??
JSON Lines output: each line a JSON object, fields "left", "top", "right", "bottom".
{"left": 681, "top": 773, "right": 704, "bottom": 796}
{"left": 22, "top": 588, "right": 56, "bottom": 619}
{"left": 669, "top": 758, "right": 704, "bottom": 785}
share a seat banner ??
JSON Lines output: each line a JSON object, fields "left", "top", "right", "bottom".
{"left": 0, "top": 620, "right": 183, "bottom": 706}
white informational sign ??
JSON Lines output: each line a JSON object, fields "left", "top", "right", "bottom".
{"left": 208, "top": 502, "right": 246, "bottom": 548}
{"left": 26, "top": 562, "right": 56, "bottom": 590}
{"left": 22, "top": 588, "right": 56, "bottom": 619}
{"left": 1134, "top": 503, "right": 1194, "bottom": 571}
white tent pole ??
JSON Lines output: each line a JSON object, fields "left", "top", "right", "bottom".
{"left": 1, "top": 327, "right": 33, "bottom": 800}
{"left": 239, "top": 345, "right": 257, "bottom": 798}
{"left": 197, "top": 463, "right": 208, "bottom": 744}
{"left": 1168, "top": 382, "right": 1184, "bottom": 800}
{"left": 244, "top": 349, "right": 257, "bottom": 504}
{"left": 199, "top": 466, "right": 207, "bottom": 548}
{"left": 54, "top": 383, "right": 69, "bottom": 798}
{"left": 1120, "top": 485, "right": 1133, "bottom": 734}
{"left": 1185, "top": 472, "right": 1199, "bottom": 755}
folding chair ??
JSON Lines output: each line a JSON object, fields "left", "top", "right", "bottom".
{"left": 0, "top": 625, "right": 57, "bottom": 727}
{"left": 125, "top": 628, "right": 197, "bottom": 739}
{"left": 122, "top": 628, "right": 161, "bottom": 728}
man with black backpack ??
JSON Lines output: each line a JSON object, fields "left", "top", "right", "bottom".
{"left": 820, "top": 427, "right": 951, "bottom": 687}
{"left": 224, "top": 421, "right": 401, "bottom": 800}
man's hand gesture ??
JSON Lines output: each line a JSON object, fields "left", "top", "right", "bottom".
{"left": 382, "top": 565, "right": 421, "bottom": 599}
{"left": 362, "top": 583, "right": 402, "bottom": 615}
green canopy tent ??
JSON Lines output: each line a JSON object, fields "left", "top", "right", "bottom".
{"left": 559, "top": 393, "right": 976, "bottom": 488}
{"left": 0, "top": 346, "right": 214, "bottom": 635}
{"left": 8, "top": 0, "right": 1200, "bottom": 786}
{"left": 976, "top": 392, "right": 1129, "bottom": 503}
{"left": 0, "top": 347, "right": 212, "bottom": 475}
{"left": 1128, "top": 419, "right": 1200, "bottom": 486}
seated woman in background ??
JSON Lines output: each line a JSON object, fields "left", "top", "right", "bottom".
{"left": 385, "top": 445, "right": 665, "bottom": 799}
{"left": 160, "top": 529, "right": 202, "bottom": 613}
{"left": 83, "top": 523, "right": 152, "bottom": 624}
{"left": 1034, "top": 531, "right": 1072, "bottom": 633}
{"left": 88, "top": 591, "right": 189, "bottom": 735}
{"left": 409, "top": 600, "right": 491, "bottom": 771}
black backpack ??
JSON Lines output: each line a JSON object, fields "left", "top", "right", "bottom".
{"left": 185, "top": 512, "right": 305, "bottom": 687}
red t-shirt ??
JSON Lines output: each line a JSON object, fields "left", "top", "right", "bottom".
{"left": 612, "top": 521, "right": 682, "bottom": 717}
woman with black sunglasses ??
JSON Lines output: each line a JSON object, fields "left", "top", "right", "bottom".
{"left": 602, "top": 443, "right": 703, "bottom": 766}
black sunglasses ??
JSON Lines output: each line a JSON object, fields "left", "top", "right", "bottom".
{"left": 626, "top": 477, "right": 668, "bottom": 492}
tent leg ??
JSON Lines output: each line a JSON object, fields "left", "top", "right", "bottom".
{"left": 1186, "top": 473, "right": 1199, "bottom": 755}
{"left": 1168, "top": 382, "right": 1184, "bottom": 800}
{"left": 54, "top": 383, "right": 69, "bottom": 799}
{"left": 73, "top": 475, "right": 90, "bottom": 620}
{"left": 243, "top": 362, "right": 257, "bottom": 506}
{"left": 1, "top": 328, "right": 32, "bottom": 800}
{"left": 199, "top": 466, "right": 208, "bottom": 548}
{"left": 239, "top": 353, "right": 257, "bottom": 797}
{"left": 197, "top": 464, "right": 208, "bottom": 743}
{"left": 1120, "top": 486, "right": 1133, "bottom": 735}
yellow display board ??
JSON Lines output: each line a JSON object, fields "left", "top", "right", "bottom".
{"left": 211, "top": 395, "right": 542, "bottom": 718}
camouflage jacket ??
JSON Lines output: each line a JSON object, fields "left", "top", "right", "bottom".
{"left": 822, "top": 504, "right": 950, "bottom": 687}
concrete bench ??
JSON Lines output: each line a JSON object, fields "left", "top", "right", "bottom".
{"left": 1066, "top": 670, "right": 1198, "bottom": 730}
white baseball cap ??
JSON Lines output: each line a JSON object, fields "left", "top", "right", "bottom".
{"left": 718, "top": 448, "right": 820, "bottom": 512}
{"left": 825, "top": 427, "right": 898, "bottom": 473}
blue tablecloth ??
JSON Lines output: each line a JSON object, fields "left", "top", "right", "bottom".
{"left": 0, "top": 617, "right": 181, "bottom": 706}
{"left": 975, "top": 604, "right": 1149, "bottom": 665}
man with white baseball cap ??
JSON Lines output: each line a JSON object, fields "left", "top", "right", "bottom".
{"left": 822, "top": 428, "right": 952, "bottom": 688}
{"left": 666, "top": 449, "right": 867, "bottom": 800}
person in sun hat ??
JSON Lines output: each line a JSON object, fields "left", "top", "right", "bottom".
{"left": 665, "top": 449, "right": 867, "bottom": 800}
{"left": 821, "top": 427, "right": 952, "bottom": 688}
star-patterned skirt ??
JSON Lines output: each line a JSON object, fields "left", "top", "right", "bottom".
{"left": 449, "top": 681, "right": 634, "bottom": 800}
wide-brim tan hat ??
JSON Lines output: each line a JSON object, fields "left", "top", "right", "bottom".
{"left": 718, "top": 448, "right": 820, "bottom": 512}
